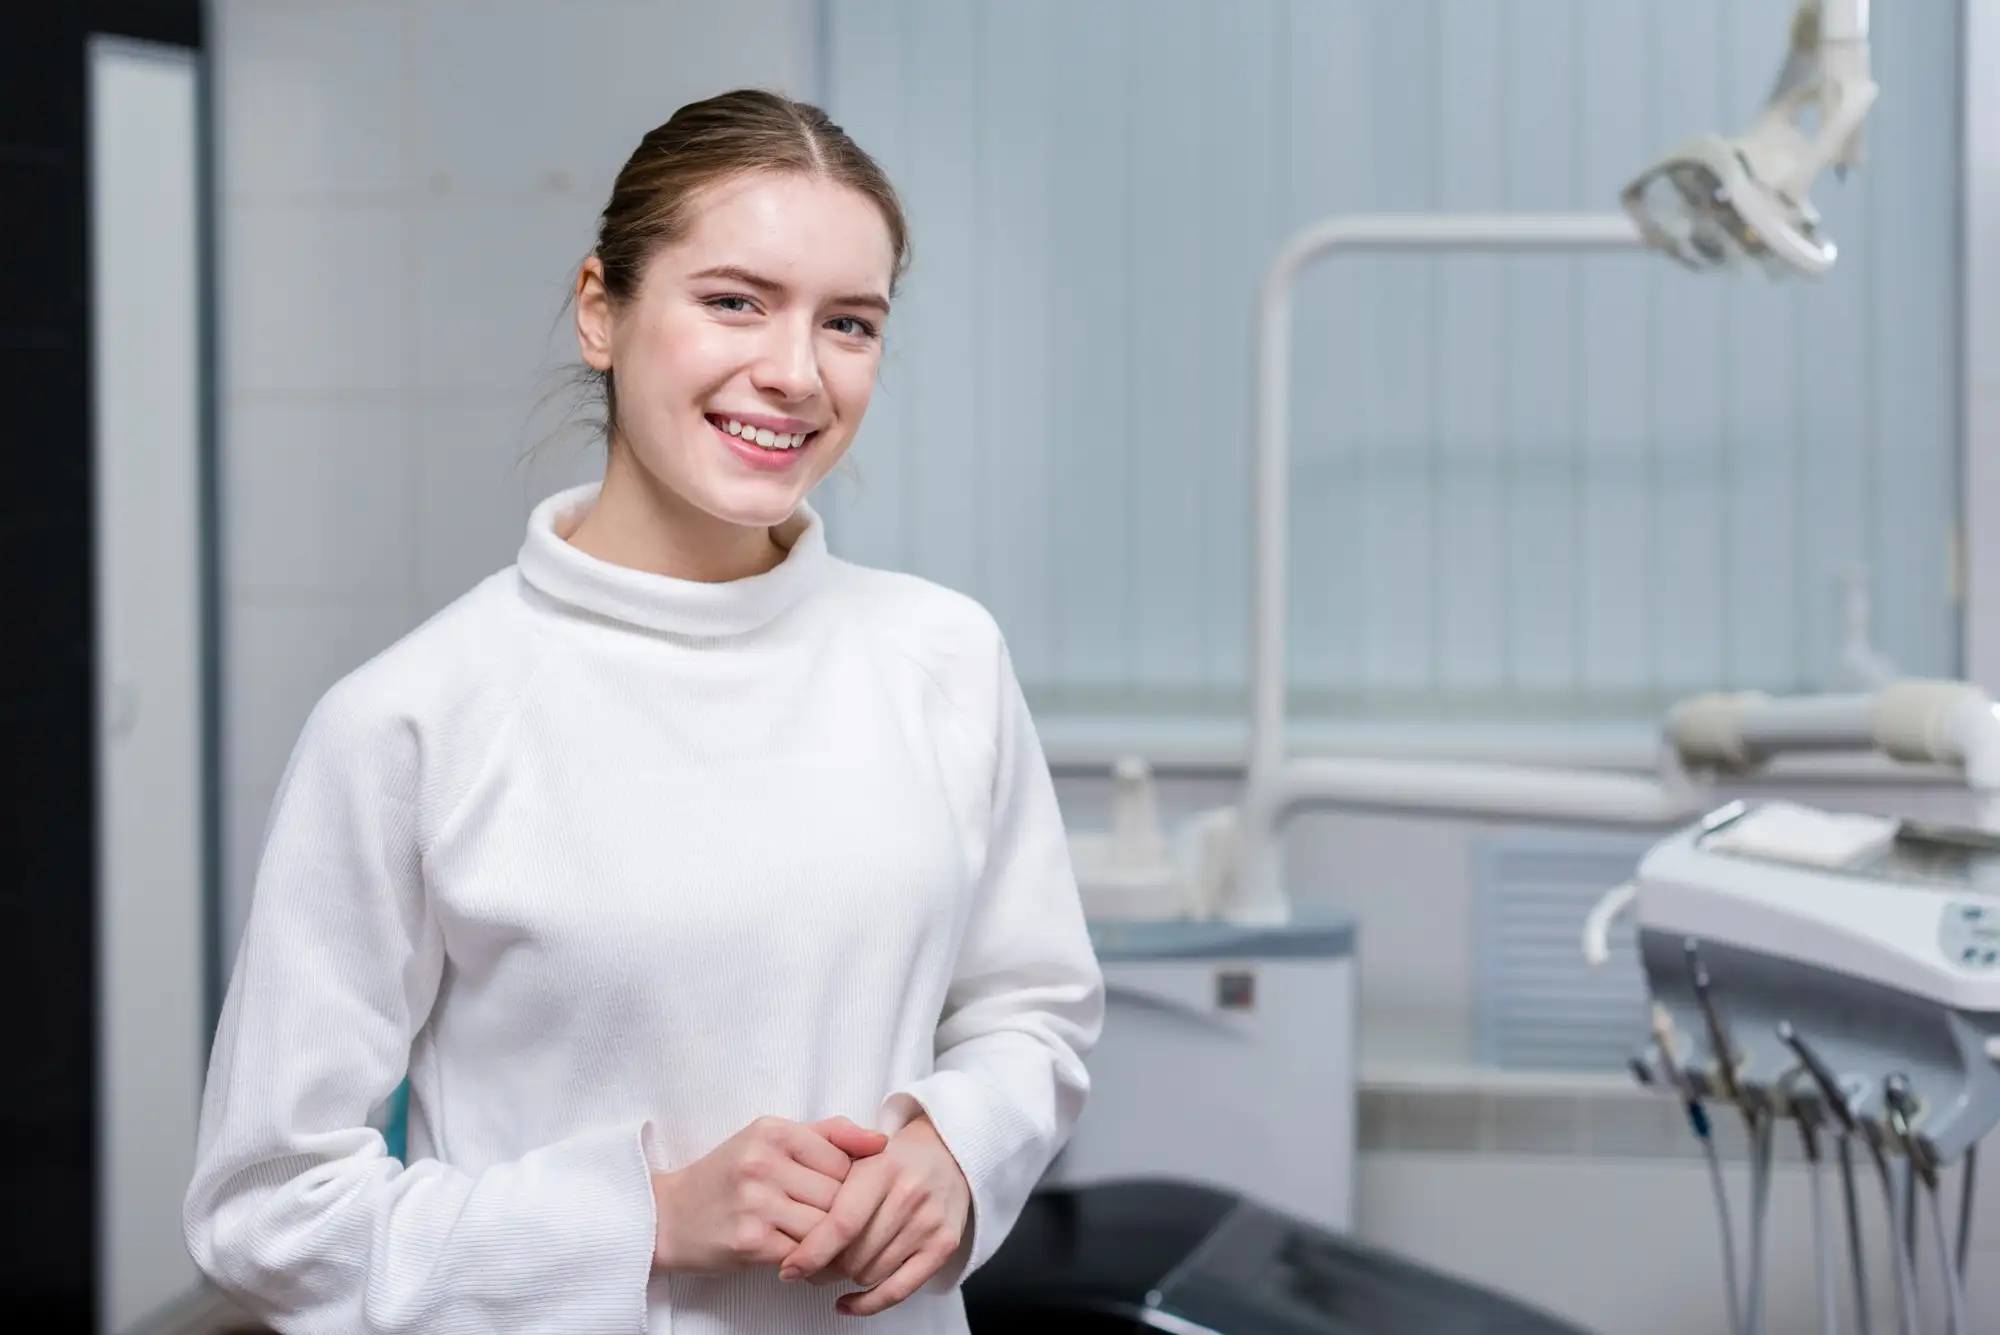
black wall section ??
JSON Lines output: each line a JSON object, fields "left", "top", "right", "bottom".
{"left": 0, "top": 0, "right": 205, "bottom": 1323}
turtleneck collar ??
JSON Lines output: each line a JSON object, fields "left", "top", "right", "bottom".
{"left": 516, "top": 483, "right": 829, "bottom": 639}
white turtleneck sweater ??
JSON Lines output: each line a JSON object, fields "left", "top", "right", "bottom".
{"left": 183, "top": 485, "right": 1104, "bottom": 1335}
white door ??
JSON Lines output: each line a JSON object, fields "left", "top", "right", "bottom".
{"left": 89, "top": 36, "right": 207, "bottom": 1333}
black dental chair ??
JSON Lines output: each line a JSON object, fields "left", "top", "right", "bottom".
{"left": 963, "top": 1179, "right": 1598, "bottom": 1335}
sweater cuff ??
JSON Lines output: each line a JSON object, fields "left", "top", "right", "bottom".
{"left": 880, "top": 1074, "right": 1027, "bottom": 1285}
{"left": 515, "top": 1120, "right": 661, "bottom": 1332}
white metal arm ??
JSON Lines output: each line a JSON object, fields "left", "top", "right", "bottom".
{"left": 1226, "top": 210, "right": 2000, "bottom": 925}
{"left": 1232, "top": 214, "right": 1657, "bottom": 924}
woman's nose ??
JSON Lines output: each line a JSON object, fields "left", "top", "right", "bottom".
{"left": 752, "top": 321, "right": 821, "bottom": 402}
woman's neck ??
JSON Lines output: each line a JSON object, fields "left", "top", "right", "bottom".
{"left": 564, "top": 444, "right": 784, "bottom": 584}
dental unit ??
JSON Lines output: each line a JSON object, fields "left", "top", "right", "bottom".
{"left": 988, "top": 5, "right": 1970, "bottom": 1334}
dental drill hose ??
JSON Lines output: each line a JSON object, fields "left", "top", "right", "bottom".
{"left": 1925, "top": 1164, "right": 1969, "bottom": 1335}
{"left": 1880, "top": 1153, "right": 1921, "bottom": 1335}
{"left": 1797, "top": 1111, "right": 1838, "bottom": 1335}
{"left": 1884, "top": 1072, "right": 1968, "bottom": 1335}
{"left": 1746, "top": 1115, "right": 1775, "bottom": 1335}
{"left": 1959, "top": 1143, "right": 1978, "bottom": 1278}
{"left": 1687, "top": 942, "right": 1762, "bottom": 1335}
{"left": 1656, "top": 1004, "right": 1743, "bottom": 1335}
{"left": 1781, "top": 1021, "right": 1870, "bottom": 1335}
{"left": 1839, "top": 1138, "right": 1874, "bottom": 1335}
{"left": 1877, "top": 1075, "right": 1922, "bottom": 1335}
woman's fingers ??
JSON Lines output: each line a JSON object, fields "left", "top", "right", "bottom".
{"left": 832, "top": 1179, "right": 915, "bottom": 1282}
{"left": 762, "top": 1190, "right": 829, "bottom": 1244}
{"left": 810, "top": 1192, "right": 907, "bottom": 1286}
{"left": 770, "top": 1157, "right": 844, "bottom": 1213}
{"left": 850, "top": 1220, "right": 927, "bottom": 1290}
{"left": 761, "top": 1118, "right": 855, "bottom": 1182}
{"left": 837, "top": 1238, "right": 958, "bottom": 1318}
{"left": 780, "top": 1159, "right": 891, "bottom": 1281}
{"left": 809, "top": 1116, "right": 889, "bottom": 1163}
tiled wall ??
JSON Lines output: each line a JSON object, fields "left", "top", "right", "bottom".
{"left": 213, "top": 0, "right": 819, "bottom": 951}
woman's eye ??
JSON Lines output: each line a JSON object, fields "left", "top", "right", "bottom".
{"left": 707, "top": 295, "right": 756, "bottom": 314}
{"left": 828, "top": 315, "right": 879, "bottom": 339}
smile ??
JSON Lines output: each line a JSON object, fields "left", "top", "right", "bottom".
{"left": 708, "top": 415, "right": 817, "bottom": 452}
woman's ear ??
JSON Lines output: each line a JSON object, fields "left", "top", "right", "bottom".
{"left": 575, "top": 256, "right": 615, "bottom": 372}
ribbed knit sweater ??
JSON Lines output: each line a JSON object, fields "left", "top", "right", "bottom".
{"left": 182, "top": 483, "right": 1105, "bottom": 1334}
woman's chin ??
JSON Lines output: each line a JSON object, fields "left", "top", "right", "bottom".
{"left": 696, "top": 473, "right": 817, "bottom": 529}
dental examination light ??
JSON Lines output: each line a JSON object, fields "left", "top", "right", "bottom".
{"left": 1622, "top": 0, "right": 1876, "bottom": 278}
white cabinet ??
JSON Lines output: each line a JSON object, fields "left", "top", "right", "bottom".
{"left": 1049, "top": 919, "right": 1360, "bottom": 1234}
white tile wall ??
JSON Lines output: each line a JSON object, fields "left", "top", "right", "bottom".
{"left": 215, "top": 0, "right": 821, "bottom": 939}
{"left": 218, "top": 4, "right": 409, "bottom": 198}
{"left": 411, "top": 199, "right": 593, "bottom": 391}
{"left": 226, "top": 397, "right": 414, "bottom": 598}
{"left": 225, "top": 204, "right": 410, "bottom": 392}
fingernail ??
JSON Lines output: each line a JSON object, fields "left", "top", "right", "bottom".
{"left": 780, "top": 1267, "right": 800, "bottom": 1282}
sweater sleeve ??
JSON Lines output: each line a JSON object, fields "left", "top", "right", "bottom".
{"left": 882, "top": 637, "right": 1106, "bottom": 1283}
{"left": 183, "top": 683, "right": 659, "bottom": 1335}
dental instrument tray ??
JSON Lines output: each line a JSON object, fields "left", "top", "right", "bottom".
{"left": 1617, "top": 798, "right": 1994, "bottom": 1335}
{"left": 1630, "top": 800, "right": 2000, "bottom": 1164}
{"left": 1642, "top": 802, "right": 2000, "bottom": 1007}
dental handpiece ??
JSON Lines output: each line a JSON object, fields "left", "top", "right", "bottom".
{"left": 1779, "top": 1022, "right": 1858, "bottom": 1136}
{"left": 1877, "top": 1075, "right": 1925, "bottom": 1335}
{"left": 1657, "top": 1004, "right": 1743, "bottom": 1335}
{"left": 1686, "top": 938, "right": 1746, "bottom": 1109}
{"left": 1780, "top": 1023, "right": 1871, "bottom": 1335}
{"left": 1783, "top": 1069, "right": 1839, "bottom": 1335}
{"left": 1885, "top": 1076, "right": 1968, "bottom": 1335}
{"left": 1958, "top": 1143, "right": 1978, "bottom": 1278}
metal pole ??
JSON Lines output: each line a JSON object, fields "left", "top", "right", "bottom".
{"left": 1237, "top": 213, "right": 1645, "bottom": 921}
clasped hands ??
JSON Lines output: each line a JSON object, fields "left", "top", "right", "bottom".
{"left": 651, "top": 1111, "right": 970, "bottom": 1316}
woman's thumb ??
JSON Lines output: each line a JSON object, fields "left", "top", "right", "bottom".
{"left": 812, "top": 1116, "right": 889, "bottom": 1157}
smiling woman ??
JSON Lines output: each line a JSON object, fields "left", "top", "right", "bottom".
{"left": 565, "top": 98, "right": 909, "bottom": 582}
{"left": 181, "top": 89, "right": 1103, "bottom": 1335}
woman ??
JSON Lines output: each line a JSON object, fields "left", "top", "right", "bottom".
{"left": 183, "top": 88, "right": 1104, "bottom": 1333}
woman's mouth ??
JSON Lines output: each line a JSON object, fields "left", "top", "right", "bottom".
{"left": 707, "top": 414, "right": 820, "bottom": 472}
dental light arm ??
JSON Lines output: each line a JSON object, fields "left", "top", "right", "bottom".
{"left": 1226, "top": 205, "right": 2000, "bottom": 926}
{"left": 1622, "top": 0, "right": 1876, "bottom": 278}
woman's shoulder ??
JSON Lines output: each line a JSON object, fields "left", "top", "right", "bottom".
{"left": 301, "top": 570, "right": 547, "bottom": 755}
{"left": 829, "top": 558, "right": 1002, "bottom": 645}
{"left": 825, "top": 558, "right": 1013, "bottom": 719}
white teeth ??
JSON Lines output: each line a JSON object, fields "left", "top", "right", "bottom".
{"left": 718, "top": 418, "right": 810, "bottom": 449}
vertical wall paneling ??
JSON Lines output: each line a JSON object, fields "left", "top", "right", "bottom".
{"left": 1129, "top": 0, "right": 1210, "bottom": 707}
{"left": 1285, "top": 0, "right": 1370, "bottom": 703}
{"left": 1868, "top": 0, "right": 1961, "bottom": 679}
{"left": 1048, "top": 2, "right": 1132, "bottom": 701}
{"left": 1966, "top": 0, "right": 2000, "bottom": 695}
{"left": 1357, "top": 1, "right": 1439, "bottom": 705}
{"left": 1720, "top": 0, "right": 1802, "bottom": 691}
{"left": 1575, "top": 0, "right": 1654, "bottom": 703}
{"left": 1503, "top": 2, "right": 1582, "bottom": 699}
{"left": 1643, "top": 0, "right": 1728, "bottom": 696}
{"left": 900, "top": 0, "right": 981, "bottom": 604}
{"left": 972, "top": 0, "right": 1056, "bottom": 686}
{"left": 1433, "top": 0, "right": 1506, "bottom": 703}
{"left": 820, "top": 2, "right": 912, "bottom": 576}
{"left": 822, "top": 0, "right": 1962, "bottom": 727}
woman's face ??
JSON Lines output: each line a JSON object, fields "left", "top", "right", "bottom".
{"left": 575, "top": 170, "right": 895, "bottom": 530}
